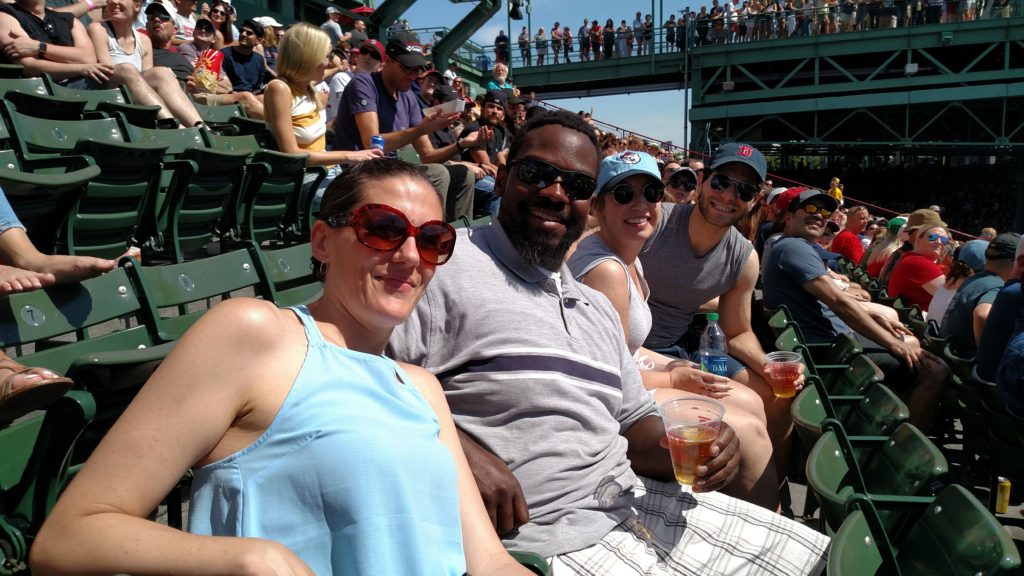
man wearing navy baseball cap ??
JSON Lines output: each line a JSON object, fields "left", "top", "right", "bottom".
{"left": 761, "top": 188, "right": 949, "bottom": 433}
{"left": 639, "top": 142, "right": 797, "bottom": 487}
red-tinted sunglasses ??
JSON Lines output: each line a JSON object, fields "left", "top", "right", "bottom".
{"left": 326, "top": 203, "right": 456, "bottom": 265}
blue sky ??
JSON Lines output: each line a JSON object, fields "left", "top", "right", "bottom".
{"left": 396, "top": 0, "right": 693, "bottom": 150}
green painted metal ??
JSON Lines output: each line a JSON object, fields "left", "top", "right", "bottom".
{"left": 365, "top": 0, "right": 417, "bottom": 42}
{"left": 688, "top": 17, "right": 1024, "bottom": 151}
{"left": 432, "top": 0, "right": 501, "bottom": 70}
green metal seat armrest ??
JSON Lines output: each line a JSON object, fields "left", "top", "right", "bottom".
{"left": 0, "top": 164, "right": 100, "bottom": 189}
{"left": 508, "top": 551, "right": 550, "bottom": 576}
{"left": 859, "top": 494, "right": 936, "bottom": 510}
{"left": 21, "top": 154, "right": 98, "bottom": 171}
{"left": 69, "top": 341, "right": 176, "bottom": 369}
{"left": 813, "top": 363, "right": 849, "bottom": 371}
{"left": 67, "top": 342, "right": 176, "bottom": 391}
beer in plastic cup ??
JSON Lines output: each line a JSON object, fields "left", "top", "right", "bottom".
{"left": 765, "top": 350, "right": 803, "bottom": 398}
{"left": 660, "top": 397, "right": 725, "bottom": 485}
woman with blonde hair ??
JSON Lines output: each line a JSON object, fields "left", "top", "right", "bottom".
{"left": 264, "top": 23, "right": 382, "bottom": 204}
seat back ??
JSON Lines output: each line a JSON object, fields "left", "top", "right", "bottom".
{"left": 252, "top": 243, "right": 322, "bottom": 307}
{"left": 897, "top": 484, "right": 1021, "bottom": 575}
{"left": 156, "top": 147, "right": 249, "bottom": 261}
{"left": 891, "top": 297, "right": 913, "bottom": 324}
{"left": 829, "top": 354, "right": 885, "bottom": 396}
{"left": 766, "top": 306, "right": 792, "bottom": 338}
{"left": 942, "top": 341, "right": 975, "bottom": 384}
{"left": 2, "top": 100, "right": 127, "bottom": 159}
{"left": 205, "top": 132, "right": 261, "bottom": 157}
{"left": 4, "top": 91, "right": 87, "bottom": 120}
{"left": 843, "top": 383, "right": 910, "bottom": 437}
{"left": 55, "top": 140, "right": 167, "bottom": 259}
{"left": 130, "top": 246, "right": 270, "bottom": 341}
{"left": 0, "top": 266, "right": 154, "bottom": 374}
{"left": 49, "top": 82, "right": 130, "bottom": 108}
{"left": 827, "top": 502, "right": 890, "bottom": 575}
{"left": 124, "top": 124, "right": 206, "bottom": 158}
{"left": 0, "top": 75, "right": 48, "bottom": 98}
{"left": 235, "top": 150, "right": 309, "bottom": 245}
{"left": 923, "top": 319, "right": 947, "bottom": 355}
{"left": 192, "top": 101, "right": 245, "bottom": 124}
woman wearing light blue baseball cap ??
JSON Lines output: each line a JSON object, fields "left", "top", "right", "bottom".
{"left": 568, "top": 150, "right": 779, "bottom": 509}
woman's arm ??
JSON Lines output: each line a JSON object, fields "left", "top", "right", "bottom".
{"left": 86, "top": 21, "right": 112, "bottom": 65}
{"left": 139, "top": 32, "right": 153, "bottom": 70}
{"left": 580, "top": 259, "right": 632, "bottom": 341}
{"left": 31, "top": 298, "right": 314, "bottom": 576}
{"left": 263, "top": 79, "right": 382, "bottom": 166}
{"left": 402, "top": 364, "right": 531, "bottom": 576}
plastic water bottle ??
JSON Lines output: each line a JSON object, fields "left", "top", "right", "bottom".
{"left": 370, "top": 135, "right": 385, "bottom": 151}
{"left": 699, "top": 313, "right": 729, "bottom": 377}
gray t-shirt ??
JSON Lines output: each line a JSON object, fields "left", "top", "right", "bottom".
{"left": 941, "top": 271, "right": 1004, "bottom": 356}
{"left": 762, "top": 234, "right": 850, "bottom": 343}
{"left": 388, "top": 222, "right": 658, "bottom": 558}
{"left": 567, "top": 233, "right": 652, "bottom": 354}
{"left": 639, "top": 202, "right": 753, "bottom": 349}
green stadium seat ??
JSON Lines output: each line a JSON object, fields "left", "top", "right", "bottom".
{"left": 223, "top": 150, "right": 310, "bottom": 246}
{"left": 906, "top": 306, "right": 927, "bottom": 340}
{"left": 192, "top": 101, "right": 245, "bottom": 124}
{"left": 0, "top": 75, "right": 49, "bottom": 99}
{"left": 4, "top": 91, "right": 87, "bottom": 121}
{"left": 49, "top": 81, "right": 130, "bottom": 108}
{"left": 128, "top": 246, "right": 271, "bottom": 342}
{"left": 828, "top": 486, "right": 1021, "bottom": 575}
{"left": 792, "top": 381, "right": 909, "bottom": 459}
{"left": 251, "top": 243, "right": 322, "bottom": 308}
{"left": 891, "top": 297, "right": 913, "bottom": 324}
{"left": 807, "top": 421, "right": 948, "bottom": 535}
{"left": 123, "top": 124, "right": 207, "bottom": 159}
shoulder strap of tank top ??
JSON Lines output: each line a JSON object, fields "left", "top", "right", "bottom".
{"left": 289, "top": 305, "right": 326, "bottom": 346}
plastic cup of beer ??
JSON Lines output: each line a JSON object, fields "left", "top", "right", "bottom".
{"left": 765, "top": 351, "right": 803, "bottom": 399}
{"left": 660, "top": 397, "right": 725, "bottom": 486}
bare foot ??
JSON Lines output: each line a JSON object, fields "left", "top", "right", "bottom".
{"left": 18, "top": 254, "right": 116, "bottom": 286}
{"left": 0, "top": 265, "right": 55, "bottom": 295}
{"left": 3, "top": 367, "right": 62, "bottom": 394}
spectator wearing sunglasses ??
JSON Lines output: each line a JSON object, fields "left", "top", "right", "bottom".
{"left": 390, "top": 111, "right": 828, "bottom": 572}
{"left": 332, "top": 37, "right": 479, "bottom": 222}
{"left": 33, "top": 158, "right": 532, "bottom": 576}
{"left": 640, "top": 143, "right": 799, "bottom": 480}
{"left": 568, "top": 151, "right": 779, "bottom": 510}
{"left": 664, "top": 165, "right": 698, "bottom": 204}
{"left": 762, "top": 189, "right": 949, "bottom": 433}
{"left": 941, "top": 232, "right": 1023, "bottom": 357}
{"left": 886, "top": 222, "right": 950, "bottom": 310}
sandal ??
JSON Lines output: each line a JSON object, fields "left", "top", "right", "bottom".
{"left": 0, "top": 352, "right": 74, "bottom": 425}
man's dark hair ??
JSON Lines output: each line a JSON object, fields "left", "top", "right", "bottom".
{"left": 241, "top": 19, "right": 265, "bottom": 39}
{"left": 507, "top": 110, "right": 599, "bottom": 163}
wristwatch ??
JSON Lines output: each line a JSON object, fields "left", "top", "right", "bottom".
{"left": 455, "top": 139, "right": 463, "bottom": 152}
{"left": 37, "top": 42, "right": 47, "bottom": 59}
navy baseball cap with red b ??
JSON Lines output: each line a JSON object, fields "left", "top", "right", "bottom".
{"left": 709, "top": 143, "right": 767, "bottom": 183}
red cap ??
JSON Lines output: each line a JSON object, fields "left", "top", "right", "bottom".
{"left": 773, "top": 187, "right": 806, "bottom": 213}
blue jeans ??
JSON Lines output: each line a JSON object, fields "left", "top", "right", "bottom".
{"left": 0, "top": 188, "right": 25, "bottom": 234}
{"left": 649, "top": 344, "right": 749, "bottom": 379}
{"left": 473, "top": 176, "right": 501, "bottom": 218}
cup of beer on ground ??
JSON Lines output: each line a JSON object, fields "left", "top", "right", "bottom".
{"left": 660, "top": 397, "right": 725, "bottom": 486}
{"left": 765, "top": 350, "right": 803, "bottom": 399}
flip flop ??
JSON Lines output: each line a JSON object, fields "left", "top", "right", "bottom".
{"left": 0, "top": 365, "right": 74, "bottom": 425}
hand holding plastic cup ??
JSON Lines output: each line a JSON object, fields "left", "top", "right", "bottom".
{"left": 765, "top": 350, "right": 803, "bottom": 399}
{"left": 660, "top": 397, "right": 725, "bottom": 485}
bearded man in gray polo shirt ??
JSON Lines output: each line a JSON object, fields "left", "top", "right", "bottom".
{"left": 389, "top": 111, "right": 829, "bottom": 573}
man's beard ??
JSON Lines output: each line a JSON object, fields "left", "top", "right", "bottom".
{"left": 501, "top": 199, "right": 585, "bottom": 271}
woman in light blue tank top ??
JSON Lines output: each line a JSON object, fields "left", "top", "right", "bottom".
{"left": 569, "top": 151, "right": 780, "bottom": 511}
{"left": 34, "top": 159, "right": 532, "bottom": 576}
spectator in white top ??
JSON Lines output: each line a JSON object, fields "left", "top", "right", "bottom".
{"left": 171, "top": 0, "right": 196, "bottom": 43}
{"left": 442, "top": 60, "right": 457, "bottom": 85}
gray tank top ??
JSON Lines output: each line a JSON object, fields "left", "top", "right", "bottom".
{"left": 567, "top": 233, "right": 652, "bottom": 354}
{"left": 639, "top": 203, "right": 753, "bottom": 349}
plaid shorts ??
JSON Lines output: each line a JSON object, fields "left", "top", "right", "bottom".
{"left": 549, "top": 477, "right": 829, "bottom": 576}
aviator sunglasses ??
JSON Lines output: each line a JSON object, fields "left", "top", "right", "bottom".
{"left": 797, "top": 203, "right": 833, "bottom": 218}
{"left": 927, "top": 232, "right": 950, "bottom": 245}
{"left": 326, "top": 204, "right": 456, "bottom": 265}
{"left": 511, "top": 158, "right": 597, "bottom": 201}
{"left": 708, "top": 173, "right": 758, "bottom": 202}
{"left": 610, "top": 182, "right": 664, "bottom": 205}
{"left": 668, "top": 169, "right": 697, "bottom": 192}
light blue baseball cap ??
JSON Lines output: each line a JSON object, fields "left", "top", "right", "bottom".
{"left": 957, "top": 239, "right": 988, "bottom": 273}
{"left": 596, "top": 150, "right": 661, "bottom": 194}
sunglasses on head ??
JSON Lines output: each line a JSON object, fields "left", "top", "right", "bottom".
{"left": 668, "top": 170, "right": 697, "bottom": 192}
{"left": 796, "top": 202, "right": 833, "bottom": 217}
{"left": 610, "top": 182, "right": 664, "bottom": 205}
{"left": 326, "top": 203, "right": 456, "bottom": 265}
{"left": 708, "top": 172, "right": 758, "bottom": 202}
{"left": 927, "top": 232, "right": 950, "bottom": 245}
{"left": 511, "top": 157, "right": 597, "bottom": 201}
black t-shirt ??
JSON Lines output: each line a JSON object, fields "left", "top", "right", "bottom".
{"left": 458, "top": 121, "right": 508, "bottom": 164}
{"left": 349, "top": 29, "right": 368, "bottom": 48}
{"left": 153, "top": 47, "right": 192, "bottom": 84}
{"left": 0, "top": 3, "right": 75, "bottom": 64}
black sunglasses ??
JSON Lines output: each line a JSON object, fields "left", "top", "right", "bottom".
{"left": 511, "top": 158, "right": 597, "bottom": 201}
{"left": 708, "top": 172, "right": 758, "bottom": 202}
{"left": 668, "top": 170, "right": 697, "bottom": 192}
{"left": 325, "top": 203, "right": 456, "bottom": 265}
{"left": 610, "top": 183, "right": 663, "bottom": 205}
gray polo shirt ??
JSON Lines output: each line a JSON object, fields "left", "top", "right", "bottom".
{"left": 388, "top": 222, "right": 658, "bottom": 558}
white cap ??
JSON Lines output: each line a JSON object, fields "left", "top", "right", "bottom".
{"left": 765, "top": 187, "right": 788, "bottom": 206}
{"left": 254, "top": 16, "right": 283, "bottom": 28}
